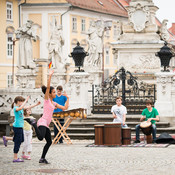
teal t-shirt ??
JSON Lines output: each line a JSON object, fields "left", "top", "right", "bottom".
{"left": 141, "top": 107, "right": 159, "bottom": 124}
{"left": 13, "top": 106, "right": 24, "bottom": 128}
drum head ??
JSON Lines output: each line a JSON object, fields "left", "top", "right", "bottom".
{"left": 140, "top": 121, "right": 151, "bottom": 128}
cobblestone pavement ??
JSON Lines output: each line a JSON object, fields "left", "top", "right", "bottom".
{"left": 1, "top": 138, "right": 175, "bottom": 175}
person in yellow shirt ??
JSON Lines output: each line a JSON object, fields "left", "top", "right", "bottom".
{"left": 22, "top": 102, "right": 40, "bottom": 160}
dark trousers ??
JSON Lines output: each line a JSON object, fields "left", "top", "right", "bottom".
{"left": 136, "top": 124, "right": 157, "bottom": 141}
{"left": 54, "top": 119, "right": 64, "bottom": 143}
{"left": 13, "top": 127, "right": 24, "bottom": 154}
{"left": 33, "top": 124, "right": 52, "bottom": 159}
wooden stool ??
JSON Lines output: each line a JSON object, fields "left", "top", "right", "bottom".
{"left": 94, "top": 125, "right": 104, "bottom": 145}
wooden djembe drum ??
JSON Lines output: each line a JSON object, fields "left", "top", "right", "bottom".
{"left": 140, "top": 121, "right": 153, "bottom": 144}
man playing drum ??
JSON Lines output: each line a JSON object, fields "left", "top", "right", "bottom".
{"left": 111, "top": 96, "right": 128, "bottom": 128}
{"left": 134, "top": 99, "right": 159, "bottom": 143}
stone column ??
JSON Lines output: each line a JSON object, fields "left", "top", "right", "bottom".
{"left": 68, "top": 72, "right": 90, "bottom": 115}
{"left": 154, "top": 72, "right": 175, "bottom": 125}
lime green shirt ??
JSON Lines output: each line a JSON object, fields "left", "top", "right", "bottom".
{"left": 141, "top": 107, "right": 159, "bottom": 124}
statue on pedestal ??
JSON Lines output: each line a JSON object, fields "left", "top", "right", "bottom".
{"left": 86, "top": 21, "right": 104, "bottom": 68}
{"left": 47, "top": 20, "right": 65, "bottom": 72}
{"left": 16, "top": 20, "right": 39, "bottom": 69}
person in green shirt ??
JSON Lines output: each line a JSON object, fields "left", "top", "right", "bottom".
{"left": 134, "top": 99, "right": 159, "bottom": 143}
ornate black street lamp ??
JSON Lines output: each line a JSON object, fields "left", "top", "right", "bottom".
{"left": 69, "top": 42, "right": 88, "bottom": 72}
{"left": 155, "top": 42, "right": 175, "bottom": 72}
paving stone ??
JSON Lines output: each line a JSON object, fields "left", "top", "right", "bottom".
{"left": 0, "top": 138, "right": 175, "bottom": 174}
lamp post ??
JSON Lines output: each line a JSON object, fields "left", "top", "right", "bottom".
{"left": 155, "top": 42, "right": 175, "bottom": 72}
{"left": 9, "top": 33, "right": 20, "bottom": 87}
{"left": 69, "top": 42, "right": 88, "bottom": 72}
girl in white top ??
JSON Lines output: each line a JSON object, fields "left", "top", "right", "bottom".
{"left": 22, "top": 102, "right": 40, "bottom": 160}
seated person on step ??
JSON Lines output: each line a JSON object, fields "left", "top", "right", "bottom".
{"left": 111, "top": 96, "right": 128, "bottom": 128}
{"left": 134, "top": 99, "right": 159, "bottom": 144}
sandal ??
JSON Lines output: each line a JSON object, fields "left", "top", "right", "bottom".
{"left": 3, "top": 136, "right": 8, "bottom": 147}
{"left": 21, "top": 155, "right": 30, "bottom": 160}
{"left": 13, "top": 158, "right": 24, "bottom": 163}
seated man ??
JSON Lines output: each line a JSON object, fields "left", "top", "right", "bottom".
{"left": 111, "top": 96, "right": 128, "bottom": 128}
{"left": 135, "top": 99, "right": 159, "bottom": 143}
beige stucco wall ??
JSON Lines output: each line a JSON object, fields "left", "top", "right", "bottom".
{"left": 0, "top": 0, "right": 19, "bottom": 89}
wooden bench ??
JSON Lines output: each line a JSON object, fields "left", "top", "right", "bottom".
{"left": 0, "top": 120, "right": 10, "bottom": 136}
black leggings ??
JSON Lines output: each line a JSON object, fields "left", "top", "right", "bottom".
{"left": 33, "top": 124, "right": 52, "bottom": 159}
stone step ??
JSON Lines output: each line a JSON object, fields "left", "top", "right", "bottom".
{"left": 52, "top": 129, "right": 175, "bottom": 140}
{"left": 66, "top": 121, "right": 169, "bottom": 128}
{"left": 84, "top": 115, "right": 141, "bottom": 122}
{"left": 61, "top": 126, "right": 174, "bottom": 134}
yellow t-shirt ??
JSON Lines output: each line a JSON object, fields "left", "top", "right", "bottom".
{"left": 23, "top": 116, "right": 34, "bottom": 131}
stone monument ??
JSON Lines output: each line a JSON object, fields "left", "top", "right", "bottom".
{"left": 15, "top": 20, "right": 40, "bottom": 88}
{"left": 112, "top": 0, "right": 169, "bottom": 83}
{"left": 85, "top": 20, "right": 112, "bottom": 85}
{"left": 47, "top": 17, "right": 66, "bottom": 87}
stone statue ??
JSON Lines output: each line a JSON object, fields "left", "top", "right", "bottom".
{"left": 47, "top": 23, "right": 65, "bottom": 71}
{"left": 86, "top": 21, "right": 104, "bottom": 68}
{"left": 16, "top": 20, "right": 38, "bottom": 69}
{"left": 160, "top": 20, "right": 169, "bottom": 41}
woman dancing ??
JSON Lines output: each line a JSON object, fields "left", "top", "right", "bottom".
{"left": 25, "top": 70, "right": 68, "bottom": 164}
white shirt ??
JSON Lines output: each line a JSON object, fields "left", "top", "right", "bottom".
{"left": 111, "top": 104, "right": 127, "bottom": 123}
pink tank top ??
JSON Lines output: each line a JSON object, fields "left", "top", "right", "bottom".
{"left": 37, "top": 99, "right": 57, "bottom": 128}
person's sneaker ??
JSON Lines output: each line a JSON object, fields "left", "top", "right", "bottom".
{"left": 13, "top": 158, "right": 24, "bottom": 163}
{"left": 27, "top": 155, "right": 31, "bottom": 160}
{"left": 21, "top": 155, "right": 30, "bottom": 160}
{"left": 3, "top": 136, "right": 8, "bottom": 147}
{"left": 39, "top": 158, "right": 50, "bottom": 164}
{"left": 134, "top": 140, "right": 140, "bottom": 143}
{"left": 152, "top": 140, "right": 156, "bottom": 144}
{"left": 59, "top": 141, "right": 63, "bottom": 144}
{"left": 24, "top": 118, "right": 36, "bottom": 125}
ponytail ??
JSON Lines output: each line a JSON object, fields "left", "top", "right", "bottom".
{"left": 41, "top": 85, "right": 47, "bottom": 94}
{"left": 11, "top": 96, "right": 25, "bottom": 108}
{"left": 11, "top": 102, "right": 15, "bottom": 109}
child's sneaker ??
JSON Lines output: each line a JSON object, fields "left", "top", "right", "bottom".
{"left": 21, "top": 155, "right": 30, "bottom": 160}
{"left": 13, "top": 158, "right": 24, "bottom": 163}
{"left": 27, "top": 155, "right": 31, "bottom": 160}
{"left": 3, "top": 136, "right": 8, "bottom": 147}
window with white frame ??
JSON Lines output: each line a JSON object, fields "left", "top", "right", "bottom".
{"left": 81, "top": 19, "right": 86, "bottom": 32}
{"left": 105, "top": 48, "right": 110, "bottom": 65}
{"left": 7, "top": 35, "right": 13, "bottom": 58}
{"left": 7, "top": 73, "right": 13, "bottom": 87}
{"left": 72, "top": 17, "right": 77, "bottom": 31}
{"left": 6, "top": 2, "right": 13, "bottom": 20}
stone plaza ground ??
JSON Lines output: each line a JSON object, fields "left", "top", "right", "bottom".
{"left": 0, "top": 138, "right": 175, "bottom": 175}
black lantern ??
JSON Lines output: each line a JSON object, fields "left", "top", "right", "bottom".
{"left": 69, "top": 42, "right": 88, "bottom": 72}
{"left": 156, "top": 42, "right": 175, "bottom": 72}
